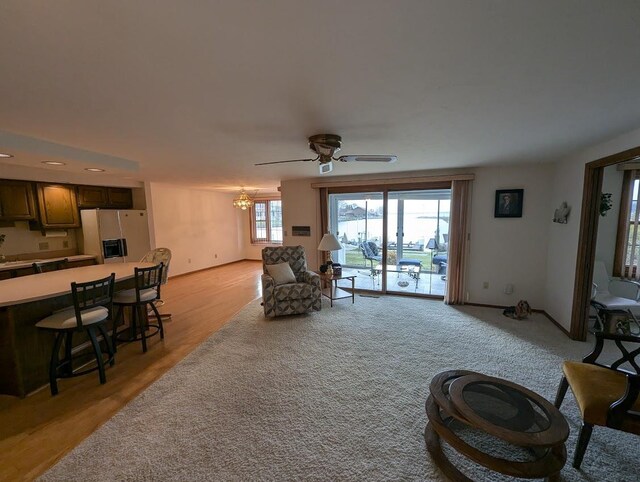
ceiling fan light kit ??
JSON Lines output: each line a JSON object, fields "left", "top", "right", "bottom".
{"left": 255, "top": 134, "right": 397, "bottom": 174}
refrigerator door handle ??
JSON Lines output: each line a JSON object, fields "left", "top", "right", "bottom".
{"left": 121, "top": 238, "right": 128, "bottom": 257}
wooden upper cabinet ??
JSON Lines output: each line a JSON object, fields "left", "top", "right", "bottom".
{"left": 107, "top": 187, "right": 133, "bottom": 208}
{"left": 77, "top": 185, "right": 109, "bottom": 208}
{"left": 0, "top": 180, "right": 36, "bottom": 220}
{"left": 35, "top": 183, "right": 80, "bottom": 228}
{"left": 77, "top": 186, "right": 133, "bottom": 209}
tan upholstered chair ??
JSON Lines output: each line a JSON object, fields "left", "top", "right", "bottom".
{"left": 555, "top": 331, "right": 640, "bottom": 469}
{"left": 261, "top": 246, "right": 321, "bottom": 317}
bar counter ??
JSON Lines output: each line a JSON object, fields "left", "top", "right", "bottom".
{"left": 0, "top": 262, "right": 152, "bottom": 397}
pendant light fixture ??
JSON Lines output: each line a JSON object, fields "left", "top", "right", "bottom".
{"left": 233, "top": 189, "right": 254, "bottom": 210}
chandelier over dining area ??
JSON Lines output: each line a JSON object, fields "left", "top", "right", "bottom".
{"left": 233, "top": 189, "right": 254, "bottom": 210}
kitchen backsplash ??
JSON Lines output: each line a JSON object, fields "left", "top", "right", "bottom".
{"left": 0, "top": 221, "right": 78, "bottom": 258}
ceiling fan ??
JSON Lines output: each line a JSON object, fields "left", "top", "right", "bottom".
{"left": 254, "top": 134, "right": 397, "bottom": 174}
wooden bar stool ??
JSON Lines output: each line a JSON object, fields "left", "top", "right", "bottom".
{"left": 112, "top": 263, "right": 164, "bottom": 353}
{"left": 35, "top": 273, "right": 116, "bottom": 396}
{"left": 140, "top": 248, "right": 172, "bottom": 321}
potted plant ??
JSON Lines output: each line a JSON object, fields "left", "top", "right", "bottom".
{"left": 600, "top": 193, "right": 612, "bottom": 217}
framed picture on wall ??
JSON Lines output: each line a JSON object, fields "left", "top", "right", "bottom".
{"left": 494, "top": 189, "right": 524, "bottom": 218}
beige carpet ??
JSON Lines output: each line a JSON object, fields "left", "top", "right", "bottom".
{"left": 41, "top": 296, "right": 637, "bottom": 481}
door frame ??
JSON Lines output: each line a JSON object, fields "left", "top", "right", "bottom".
{"left": 571, "top": 145, "right": 640, "bottom": 340}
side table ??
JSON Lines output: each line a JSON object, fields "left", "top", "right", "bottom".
{"left": 317, "top": 273, "right": 356, "bottom": 307}
{"left": 425, "top": 370, "right": 569, "bottom": 481}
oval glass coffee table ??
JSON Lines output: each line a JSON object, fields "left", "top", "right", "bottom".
{"left": 425, "top": 370, "right": 569, "bottom": 481}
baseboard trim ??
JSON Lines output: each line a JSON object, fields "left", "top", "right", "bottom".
{"left": 465, "top": 303, "right": 571, "bottom": 338}
{"left": 538, "top": 310, "right": 571, "bottom": 337}
{"left": 168, "top": 259, "right": 260, "bottom": 280}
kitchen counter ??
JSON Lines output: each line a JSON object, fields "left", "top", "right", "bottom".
{"left": 0, "top": 261, "right": 153, "bottom": 397}
{"left": 0, "top": 254, "right": 97, "bottom": 272}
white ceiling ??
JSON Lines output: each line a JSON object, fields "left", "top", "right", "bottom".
{"left": 1, "top": 1, "right": 640, "bottom": 191}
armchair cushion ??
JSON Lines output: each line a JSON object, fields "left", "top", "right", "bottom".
{"left": 563, "top": 361, "right": 640, "bottom": 427}
{"left": 562, "top": 361, "right": 640, "bottom": 432}
{"left": 266, "top": 262, "right": 297, "bottom": 286}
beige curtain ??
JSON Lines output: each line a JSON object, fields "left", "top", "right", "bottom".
{"left": 319, "top": 188, "right": 329, "bottom": 265}
{"left": 445, "top": 180, "right": 471, "bottom": 304}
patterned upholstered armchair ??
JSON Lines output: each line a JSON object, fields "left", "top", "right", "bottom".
{"left": 261, "top": 246, "right": 322, "bottom": 317}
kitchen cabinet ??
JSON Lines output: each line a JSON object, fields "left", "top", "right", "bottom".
{"left": 77, "top": 185, "right": 109, "bottom": 208}
{"left": 107, "top": 187, "right": 133, "bottom": 208}
{"left": 77, "top": 186, "right": 133, "bottom": 209}
{"left": 0, "top": 180, "right": 36, "bottom": 221}
{"left": 35, "top": 183, "right": 80, "bottom": 228}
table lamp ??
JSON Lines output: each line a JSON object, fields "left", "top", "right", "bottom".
{"left": 318, "top": 233, "right": 342, "bottom": 274}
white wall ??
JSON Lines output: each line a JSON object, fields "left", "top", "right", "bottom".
{"left": 594, "top": 165, "right": 624, "bottom": 274}
{"left": 280, "top": 179, "right": 321, "bottom": 269}
{"left": 147, "top": 183, "right": 245, "bottom": 276}
{"left": 279, "top": 165, "right": 554, "bottom": 307}
{"left": 467, "top": 164, "right": 553, "bottom": 308}
{"left": 545, "top": 126, "right": 640, "bottom": 331}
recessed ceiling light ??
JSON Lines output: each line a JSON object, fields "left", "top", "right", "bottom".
{"left": 85, "top": 168, "right": 105, "bottom": 172}
{"left": 42, "top": 160, "right": 66, "bottom": 166}
{"left": 0, "top": 153, "right": 13, "bottom": 158}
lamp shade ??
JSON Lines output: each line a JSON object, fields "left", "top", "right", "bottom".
{"left": 318, "top": 233, "right": 342, "bottom": 251}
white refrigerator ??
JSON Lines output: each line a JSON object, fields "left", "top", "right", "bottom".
{"left": 81, "top": 209, "right": 151, "bottom": 264}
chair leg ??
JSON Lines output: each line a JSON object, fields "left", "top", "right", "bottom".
{"left": 137, "top": 305, "right": 148, "bottom": 353}
{"left": 97, "top": 323, "right": 115, "bottom": 367}
{"left": 64, "top": 331, "right": 74, "bottom": 376}
{"left": 573, "top": 422, "right": 593, "bottom": 469}
{"left": 149, "top": 302, "right": 164, "bottom": 340}
{"left": 49, "top": 332, "right": 65, "bottom": 396}
{"left": 112, "top": 305, "right": 124, "bottom": 353}
{"left": 554, "top": 376, "right": 569, "bottom": 408}
{"left": 87, "top": 326, "right": 107, "bottom": 385}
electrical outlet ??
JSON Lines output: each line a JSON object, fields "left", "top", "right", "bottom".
{"left": 62, "top": 240, "right": 69, "bottom": 248}
{"left": 482, "top": 281, "right": 489, "bottom": 289}
{"left": 188, "top": 258, "right": 192, "bottom": 264}
{"left": 505, "top": 283, "right": 514, "bottom": 295}
{"left": 215, "top": 253, "right": 218, "bottom": 259}
{"left": 39, "top": 242, "right": 49, "bottom": 250}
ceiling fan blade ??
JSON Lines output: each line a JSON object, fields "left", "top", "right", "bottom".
{"left": 254, "top": 157, "right": 317, "bottom": 166}
{"left": 337, "top": 155, "right": 398, "bottom": 163}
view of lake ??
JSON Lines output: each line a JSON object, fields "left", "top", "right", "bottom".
{"left": 337, "top": 213, "right": 449, "bottom": 247}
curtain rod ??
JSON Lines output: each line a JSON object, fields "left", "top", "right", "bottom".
{"left": 310, "top": 173, "right": 475, "bottom": 189}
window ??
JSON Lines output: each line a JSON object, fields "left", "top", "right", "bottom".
{"left": 615, "top": 170, "right": 640, "bottom": 278}
{"left": 251, "top": 199, "right": 282, "bottom": 244}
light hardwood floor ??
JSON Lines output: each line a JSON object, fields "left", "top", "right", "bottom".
{"left": 0, "top": 260, "right": 263, "bottom": 482}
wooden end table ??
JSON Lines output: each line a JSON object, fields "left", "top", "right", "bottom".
{"left": 425, "top": 370, "right": 569, "bottom": 481}
{"left": 318, "top": 273, "right": 356, "bottom": 307}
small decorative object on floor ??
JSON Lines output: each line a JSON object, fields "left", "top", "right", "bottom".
{"left": 503, "top": 300, "right": 531, "bottom": 319}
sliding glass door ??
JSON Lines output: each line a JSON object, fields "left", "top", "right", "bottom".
{"left": 385, "top": 190, "right": 451, "bottom": 296}
{"left": 328, "top": 192, "right": 384, "bottom": 292}
{"left": 328, "top": 187, "right": 451, "bottom": 297}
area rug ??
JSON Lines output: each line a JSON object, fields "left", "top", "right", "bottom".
{"left": 41, "top": 296, "right": 637, "bottom": 481}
